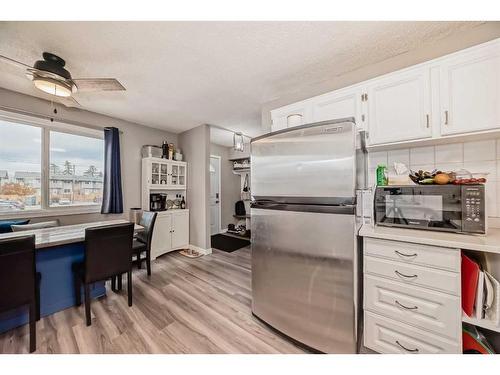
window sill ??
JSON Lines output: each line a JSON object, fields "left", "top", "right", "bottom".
{"left": 0, "top": 206, "right": 102, "bottom": 220}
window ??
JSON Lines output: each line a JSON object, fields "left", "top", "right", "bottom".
{"left": 0, "top": 120, "right": 42, "bottom": 212}
{"left": 49, "top": 131, "right": 104, "bottom": 207}
{"left": 0, "top": 113, "right": 104, "bottom": 215}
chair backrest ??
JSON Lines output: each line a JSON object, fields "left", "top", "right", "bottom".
{"left": 0, "top": 235, "right": 36, "bottom": 313}
{"left": 137, "top": 211, "right": 157, "bottom": 250}
{"left": 11, "top": 220, "right": 59, "bottom": 232}
{"left": 84, "top": 223, "right": 134, "bottom": 283}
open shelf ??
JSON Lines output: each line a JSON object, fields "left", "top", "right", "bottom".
{"left": 462, "top": 314, "right": 500, "bottom": 333}
{"left": 229, "top": 157, "right": 250, "bottom": 162}
{"left": 232, "top": 168, "right": 250, "bottom": 174}
{"left": 233, "top": 214, "right": 250, "bottom": 219}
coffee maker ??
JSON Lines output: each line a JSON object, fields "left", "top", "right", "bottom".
{"left": 150, "top": 193, "right": 167, "bottom": 211}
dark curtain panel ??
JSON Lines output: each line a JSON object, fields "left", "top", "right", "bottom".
{"left": 101, "top": 127, "right": 123, "bottom": 214}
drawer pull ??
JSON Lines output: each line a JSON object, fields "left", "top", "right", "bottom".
{"left": 395, "top": 250, "right": 418, "bottom": 258}
{"left": 395, "top": 300, "right": 418, "bottom": 310}
{"left": 396, "top": 340, "right": 419, "bottom": 353}
{"left": 395, "top": 270, "right": 418, "bottom": 279}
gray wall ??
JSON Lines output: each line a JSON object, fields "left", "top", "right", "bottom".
{"left": 0, "top": 87, "right": 177, "bottom": 225}
{"left": 178, "top": 124, "right": 211, "bottom": 250}
{"left": 210, "top": 143, "right": 241, "bottom": 230}
{"left": 261, "top": 22, "right": 500, "bottom": 130}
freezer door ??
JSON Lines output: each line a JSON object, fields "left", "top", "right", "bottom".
{"left": 251, "top": 206, "right": 357, "bottom": 353}
{"left": 251, "top": 119, "right": 356, "bottom": 203}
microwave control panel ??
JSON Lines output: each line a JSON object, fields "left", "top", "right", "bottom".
{"left": 462, "top": 186, "right": 485, "bottom": 234}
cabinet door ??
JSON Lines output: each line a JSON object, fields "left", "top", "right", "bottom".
{"left": 168, "top": 163, "right": 186, "bottom": 189}
{"left": 311, "top": 86, "right": 364, "bottom": 129}
{"left": 159, "top": 162, "right": 169, "bottom": 186}
{"left": 270, "top": 100, "right": 313, "bottom": 132}
{"left": 150, "top": 214, "right": 172, "bottom": 258}
{"left": 171, "top": 211, "right": 189, "bottom": 249}
{"left": 367, "top": 67, "right": 432, "bottom": 145}
{"left": 150, "top": 161, "right": 160, "bottom": 186}
{"left": 440, "top": 41, "right": 500, "bottom": 135}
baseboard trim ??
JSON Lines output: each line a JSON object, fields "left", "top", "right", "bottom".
{"left": 189, "top": 244, "right": 212, "bottom": 255}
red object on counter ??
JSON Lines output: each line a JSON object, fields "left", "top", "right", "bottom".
{"left": 461, "top": 253, "right": 480, "bottom": 317}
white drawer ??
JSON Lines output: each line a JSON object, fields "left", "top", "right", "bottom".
{"left": 364, "top": 255, "right": 461, "bottom": 296}
{"left": 364, "top": 274, "right": 461, "bottom": 339}
{"left": 364, "top": 237, "right": 460, "bottom": 272}
{"left": 364, "top": 311, "right": 461, "bottom": 354}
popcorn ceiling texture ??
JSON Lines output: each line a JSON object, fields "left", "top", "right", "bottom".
{"left": 0, "top": 21, "right": 488, "bottom": 140}
{"left": 367, "top": 139, "right": 500, "bottom": 218}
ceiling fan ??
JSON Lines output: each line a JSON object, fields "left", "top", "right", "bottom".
{"left": 0, "top": 52, "right": 125, "bottom": 107}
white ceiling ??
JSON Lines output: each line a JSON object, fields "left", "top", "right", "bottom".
{"left": 0, "top": 21, "right": 484, "bottom": 141}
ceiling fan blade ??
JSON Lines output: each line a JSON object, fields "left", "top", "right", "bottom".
{"left": 72, "top": 78, "right": 125, "bottom": 92}
{"left": 0, "top": 54, "right": 32, "bottom": 69}
{"left": 56, "top": 96, "right": 81, "bottom": 108}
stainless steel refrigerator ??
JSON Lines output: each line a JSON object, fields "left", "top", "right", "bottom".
{"left": 251, "top": 118, "right": 361, "bottom": 353}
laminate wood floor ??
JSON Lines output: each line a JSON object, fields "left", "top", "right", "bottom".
{"left": 0, "top": 247, "right": 308, "bottom": 354}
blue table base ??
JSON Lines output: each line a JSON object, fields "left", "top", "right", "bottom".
{"left": 0, "top": 243, "right": 106, "bottom": 334}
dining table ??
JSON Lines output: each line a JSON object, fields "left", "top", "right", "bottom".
{"left": 0, "top": 219, "right": 143, "bottom": 334}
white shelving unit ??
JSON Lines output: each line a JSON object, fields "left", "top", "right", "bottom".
{"left": 230, "top": 156, "right": 251, "bottom": 239}
{"left": 141, "top": 157, "right": 189, "bottom": 258}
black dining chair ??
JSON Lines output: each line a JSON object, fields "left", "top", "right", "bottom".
{"left": 72, "top": 222, "right": 134, "bottom": 326}
{"left": 0, "top": 235, "right": 41, "bottom": 353}
{"left": 132, "top": 211, "right": 157, "bottom": 276}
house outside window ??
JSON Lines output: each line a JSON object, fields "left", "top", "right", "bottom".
{"left": 0, "top": 112, "right": 104, "bottom": 216}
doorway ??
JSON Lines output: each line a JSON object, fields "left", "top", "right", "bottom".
{"left": 210, "top": 155, "right": 221, "bottom": 235}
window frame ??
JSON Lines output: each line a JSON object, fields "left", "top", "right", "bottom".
{"left": 0, "top": 109, "right": 104, "bottom": 219}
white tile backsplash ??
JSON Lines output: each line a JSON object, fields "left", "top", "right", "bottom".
{"left": 388, "top": 149, "right": 410, "bottom": 170}
{"left": 463, "top": 140, "right": 496, "bottom": 162}
{"left": 435, "top": 144, "right": 463, "bottom": 163}
{"left": 436, "top": 162, "right": 463, "bottom": 173}
{"left": 368, "top": 151, "right": 388, "bottom": 170}
{"left": 410, "top": 146, "right": 435, "bottom": 165}
{"left": 367, "top": 137, "right": 500, "bottom": 218}
{"left": 486, "top": 182, "right": 497, "bottom": 217}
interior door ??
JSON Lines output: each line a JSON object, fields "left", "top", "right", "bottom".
{"left": 251, "top": 206, "right": 357, "bottom": 353}
{"left": 367, "top": 66, "right": 432, "bottom": 145}
{"left": 440, "top": 42, "right": 500, "bottom": 135}
{"left": 210, "top": 156, "right": 221, "bottom": 235}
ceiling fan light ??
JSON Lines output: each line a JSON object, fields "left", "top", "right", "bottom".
{"left": 33, "top": 77, "right": 72, "bottom": 97}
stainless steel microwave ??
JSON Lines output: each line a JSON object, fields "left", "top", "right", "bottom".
{"left": 374, "top": 185, "right": 485, "bottom": 234}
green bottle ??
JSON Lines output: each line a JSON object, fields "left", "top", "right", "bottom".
{"left": 376, "top": 164, "right": 387, "bottom": 186}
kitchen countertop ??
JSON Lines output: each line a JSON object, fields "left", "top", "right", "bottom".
{"left": 359, "top": 224, "right": 500, "bottom": 255}
{"left": 0, "top": 220, "right": 143, "bottom": 249}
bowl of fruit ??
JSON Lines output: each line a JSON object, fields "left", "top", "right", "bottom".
{"left": 409, "top": 169, "right": 487, "bottom": 185}
{"left": 452, "top": 169, "right": 488, "bottom": 185}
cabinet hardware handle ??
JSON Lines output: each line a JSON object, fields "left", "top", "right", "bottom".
{"left": 395, "top": 270, "right": 418, "bottom": 279}
{"left": 426, "top": 114, "right": 430, "bottom": 128}
{"left": 396, "top": 340, "right": 419, "bottom": 353}
{"left": 395, "top": 300, "right": 418, "bottom": 310}
{"left": 395, "top": 250, "right": 418, "bottom": 258}
{"left": 444, "top": 110, "right": 449, "bottom": 125}
{"left": 361, "top": 114, "right": 365, "bottom": 122}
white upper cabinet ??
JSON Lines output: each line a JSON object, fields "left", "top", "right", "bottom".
{"left": 143, "top": 158, "right": 187, "bottom": 190}
{"left": 269, "top": 38, "right": 500, "bottom": 146}
{"left": 366, "top": 66, "right": 432, "bottom": 145}
{"left": 270, "top": 100, "right": 313, "bottom": 132}
{"left": 311, "top": 86, "right": 364, "bottom": 129}
{"left": 439, "top": 41, "right": 500, "bottom": 136}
